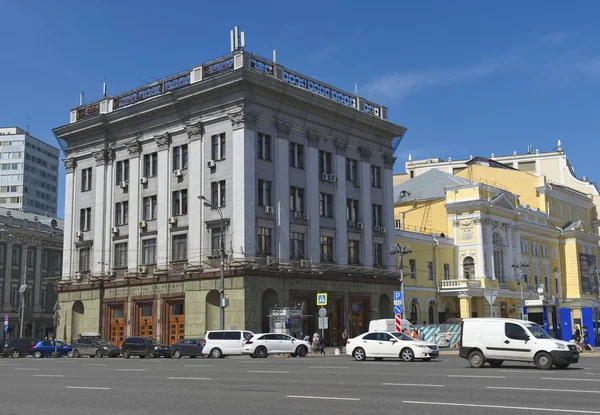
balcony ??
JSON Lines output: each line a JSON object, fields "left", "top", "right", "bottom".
{"left": 439, "top": 279, "right": 482, "bottom": 291}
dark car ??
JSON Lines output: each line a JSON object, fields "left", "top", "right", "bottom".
{"left": 72, "top": 337, "right": 121, "bottom": 358}
{"left": 121, "top": 337, "right": 171, "bottom": 358}
{"left": 171, "top": 339, "right": 204, "bottom": 359}
{"left": 2, "top": 338, "right": 39, "bottom": 358}
{"left": 31, "top": 340, "right": 72, "bottom": 358}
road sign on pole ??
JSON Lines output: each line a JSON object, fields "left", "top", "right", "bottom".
{"left": 393, "top": 291, "right": 403, "bottom": 306}
{"left": 318, "top": 307, "right": 327, "bottom": 317}
{"left": 4, "top": 314, "right": 8, "bottom": 321}
{"left": 318, "top": 316, "right": 328, "bottom": 329}
{"left": 484, "top": 290, "right": 499, "bottom": 307}
{"left": 395, "top": 314, "right": 402, "bottom": 332}
{"left": 316, "top": 293, "right": 328, "bottom": 306}
{"left": 393, "top": 305, "right": 403, "bottom": 315}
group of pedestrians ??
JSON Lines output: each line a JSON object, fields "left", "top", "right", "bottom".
{"left": 573, "top": 325, "right": 595, "bottom": 353}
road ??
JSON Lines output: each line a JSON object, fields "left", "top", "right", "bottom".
{"left": 2, "top": 352, "right": 600, "bottom": 415}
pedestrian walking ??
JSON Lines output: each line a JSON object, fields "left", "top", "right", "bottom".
{"left": 573, "top": 325, "right": 582, "bottom": 346}
{"left": 341, "top": 329, "right": 349, "bottom": 351}
{"left": 319, "top": 338, "right": 326, "bottom": 356}
{"left": 582, "top": 326, "right": 596, "bottom": 352}
{"left": 411, "top": 328, "right": 418, "bottom": 339}
{"left": 312, "top": 332, "right": 320, "bottom": 356}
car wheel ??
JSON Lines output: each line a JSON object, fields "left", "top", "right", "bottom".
{"left": 173, "top": 349, "right": 182, "bottom": 359}
{"left": 33, "top": 351, "right": 43, "bottom": 359}
{"left": 146, "top": 350, "right": 155, "bottom": 359}
{"left": 10, "top": 350, "right": 20, "bottom": 358}
{"left": 400, "top": 348, "right": 415, "bottom": 362}
{"left": 374, "top": 357, "right": 384, "bottom": 361}
{"left": 210, "top": 348, "right": 223, "bottom": 359}
{"left": 488, "top": 359, "right": 503, "bottom": 368}
{"left": 255, "top": 346, "right": 268, "bottom": 359}
{"left": 555, "top": 363, "right": 570, "bottom": 369}
{"left": 352, "top": 347, "right": 366, "bottom": 361}
{"left": 72, "top": 350, "right": 80, "bottom": 359}
{"left": 468, "top": 350, "right": 485, "bottom": 368}
{"left": 296, "top": 346, "right": 308, "bottom": 357}
{"left": 534, "top": 352, "right": 553, "bottom": 370}
{"left": 290, "top": 353, "right": 297, "bottom": 357}
{"left": 122, "top": 349, "right": 130, "bottom": 359}
{"left": 95, "top": 349, "right": 103, "bottom": 358}
{"left": 67, "top": 351, "right": 74, "bottom": 358}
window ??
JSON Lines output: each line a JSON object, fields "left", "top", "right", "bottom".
{"left": 493, "top": 232, "right": 505, "bottom": 282}
{"left": 410, "top": 259, "right": 417, "bottom": 279}
{"left": 290, "top": 232, "right": 305, "bottom": 260}
{"left": 374, "top": 243, "right": 384, "bottom": 268}
{"left": 427, "top": 261, "right": 434, "bottom": 280}
{"left": 79, "top": 208, "right": 91, "bottom": 231}
{"left": 173, "top": 145, "right": 188, "bottom": 170}
{"left": 520, "top": 239, "right": 529, "bottom": 255}
{"left": 115, "top": 160, "right": 129, "bottom": 184}
{"left": 142, "top": 239, "right": 157, "bottom": 264}
{"left": 505, "top": 322, "right": 528, "bottom": 340}
{"left": 345, "top": 158, "right": 358, "bottom": 181}
{"left": 320, "top": 236, "right": 334, "bottom": 263}
{"left": 319, "top": 193, "right": 333, "bottom": 218}
{"left": 534, "top": 275, "right": 539, "bottom": 287}
{"left": 289, "top": 187, "right": 305, "bottom": 212}
{"left": 289, "top": 143, "right": 304, "bottom": 168}
{"left": 531, "top": 242, "right": 539, "bottom": 257}
{"left": 211, "top": 228, "right": 225, "bottom": 255}
{"left": 172, "top": 189, "right": 188, "bottom": 215}
{"left": 370, "top": 165, "right": 382, "bottom": 188}
{"left": 463, "top": 257, "right": 475, "bottom": 279}
{"left": 114, "top": 243, "right": 127, "bottom": 267}
{"left": 81, "top": 168, "right": 92, "bottom": 191}
{"left": 257, "top": 133, "right": 271, "bottom": 161}
{"left": 541, "top": 244, "right": 549, "bottom": 258}
{"left": 346, "top": 199, "right": 359, "bottom": 222}
{"left": 318, "top": 150, "right": 332, "bottom": 174}
{"left": 372, "top": 204, "right": 383, "bottom": 227}
{"left": 172, "top": 234, "right": 187, "bottom": 261}
{"left": 257, "top": 228, "right": 272, "bottom": 257}
{"left": 26, "top": 249, "right": 34, "bottom": 267}
{"left": 79, "top": 247, "right": 90, "bottom": 272}
{"left": 348, "top": 240, "right": 360, "bottom": 265}
{"left": 115, "top": 201, "right": 129, "bottom": 226}
{"left": 41, "top": 251, "right": 48, "bottom": 269}
{"left": 444, "top": 263, "right": 450, "bottom": 280}
{"left": 555, "top": 278, "right": 559, "bottom": 295}
{"left": 257, "top": 179, "right": 272, "bottom": 207}
{"left": 544, "top": 276, "right": 549, "bottom": 293}
{"left": 211, "top": 133, "right": 226, "bottom": 160}
{"left": 143, "top": 152, "right": 157, "bottom": 177}
{"left": 143, "top": 196, "right": 157, "bottom": 220}
{"left": 210, "top": 181, "right": 226, "bottom": 208}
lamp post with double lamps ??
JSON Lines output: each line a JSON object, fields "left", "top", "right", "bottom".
{"left": 512, "top": 261, "right": 529, "bottom": 320}
{"left": 199, "top": 196, "right": 226, "bottom": 330}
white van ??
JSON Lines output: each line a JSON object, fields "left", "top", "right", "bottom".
{"left": 369, "top": 319, "right": 415, "bottom": 333}
{"left": 459, "top": 318, "right": 579, "bottom": 370}
{"left": 203, "top": 330, "right": 254, "bottom": 358}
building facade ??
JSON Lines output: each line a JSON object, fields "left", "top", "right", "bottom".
{"left": 0, "top": 207, "right": 63, "bottom": 340}
{"left": 53, "top": 46, "right": 406, "bottom": 346}
{"left": 0, "top": 127, "right": 60, "bottom": 216}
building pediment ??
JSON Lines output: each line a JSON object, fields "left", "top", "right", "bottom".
{"left": 490, "top": 193, "right": 518, "bottom": 211}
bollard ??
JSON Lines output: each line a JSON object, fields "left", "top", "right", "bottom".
{"left": 334, "top": 348, "right": 340, "bottom": 356}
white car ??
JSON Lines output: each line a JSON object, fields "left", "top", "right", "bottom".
{"left": 346, "top": 331, "right": 439, "bottom": 362}
{"left": 242, "top": 333, "right": 310, "bottom": 358}
{"left": 203, "top": 330, "right": 254, "bottom": 358}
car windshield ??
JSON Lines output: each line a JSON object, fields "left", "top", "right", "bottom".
{"left": 391, "top": 332, "right": 412, "bottom": 341}
{"left": 97, "top": 340, "right": 114, "bottom": 346}
{"left": 525, "top": 323, "right": 552, "bottom": 339}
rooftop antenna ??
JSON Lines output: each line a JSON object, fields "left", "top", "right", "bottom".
{"left": 230, "top": 25, "right": 245, "bottom": 52}
{"left": 273, "top": 49, "right": 277, "bottom": 65}
{"left": 557, "top": 139, "right": 562, "bottom": 151}
{"left": 103, "top": 83, "right": 107, "bottom": 97}
{"left": 25, "top": 116, "right": 30, "bottom": 134}
{"left": 79, "top": 90, "right": 84, "bottom": 106}
{"left": 354, "top": 82, "right": 358, "bottom": 98}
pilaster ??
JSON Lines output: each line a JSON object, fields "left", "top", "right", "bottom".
{"left": 62, "top": 158, "right": 76, "bottom": 280}
{"left": 359, "top": 148, "right": 373, "bottom": 266}
{"left": 475, "top": 217, "right": 485, "bottom": 278}
{"left": 184, "top": 120, "right": 204, "bottom": 266}
{"left": 275, "top": 121, "right": 291, "bottom": 259}
{"left": 335, "top": 154, "right": 347, "bottom": 264}
{"left": 33, "top": 246, "right": 42, "bottom": 312}
{"left": 306, "top": 131, "right": 320, "bottom": 261}
{"left": 383, "top": 154, "right": 397, "bottom": 270}
{"left": 103, "top": 151, "right": 115, "bottom": 271}
{"left": 92, "top": 150, "right": 109, "bottom": 275}
{"left": 3, "top": 242, "right": 13, "bottom": 307}
{"left": 155, "top": 133, "right": 171, "bottom": 270}
{"left": 126, "top": 140, "right": 141, "bottom": 271}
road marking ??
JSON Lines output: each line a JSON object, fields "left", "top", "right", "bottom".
{"left": 83, "top": 364, "right": 107, "bottom": 366}
{"left": 543, "top": 378, "right": 600, "bottom": 382}
{"left": 447, "top": 375, "right": 506, "bottom": 379}
{"left": 167, "top": 377, "right": 211, "bottom": 380}
{"left": 309, "top": 366, "right": 349, "bottom": 369}
{"left": 247, "top": 370, "right": 289, "bottom": 374}
{"left": 382, "top": 383, "right": 444, "bottom": 387}
{"left": 15, "top": 368, "right": 39, "bottom": 371}
{"left": 115, "top": 369, "right": 147, "bottom": 372}
{"left": 287, "top": 396, "right": 360, "bottom": 401}
{"left": 33, "top": 374, "right": 64, "bottom": 377}
{"left": 586, "top": 373, "right": 600, "bottom": 375}
{"left": 66, "top": 386, "right": 111, "bottom": 390}
{"left": 403, "top": 400, "right": 600, "bottom": 414}
{"left": 488, "top": 386, "right": 600, "bottom": 394}
{"left": 184, "top": 365, "right": 213, "bottom": 367}
{"left": 0, "top": 364, "right": 21, "bottom": 366}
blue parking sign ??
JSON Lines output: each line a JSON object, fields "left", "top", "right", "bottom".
{"left": 393, "top": 291, "right": 402, "bottom": 301}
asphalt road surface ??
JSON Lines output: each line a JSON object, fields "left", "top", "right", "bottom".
{"left": 2, "top": 352, "right": 600, "bottom": 415}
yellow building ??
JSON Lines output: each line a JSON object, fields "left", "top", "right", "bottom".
{"left": 394, "top": 155, "right": 600, "bottom": 342}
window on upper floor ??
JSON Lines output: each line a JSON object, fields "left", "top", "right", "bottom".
{"left": 520, "top": 240, "right": 530, "bottom": 255}
{"left": 348, "top": 240, "right": 360, "bottom": 265}
{"left": 41, "top": 251, "right": 48, "bottom": 269}
{"left": 532, "top": 242, "right": 539, "bottom": 257}
{"left": 427, "top": 261, "right": 434, "bottom": 280}
{"left": 26, "top": 249, "right": 34, "bottom": 268}
{"left": 114, "top": 243, "right": 127, "bottom": 268}
{"left": 289, "top": 142, "right": 304, "bottom": 169}
{"left": 257, "top": 227, "right": 272, "bottom": 257}
{"left": 142, "top": 239, "right": 157, "bottom": 265}
{"left": 79, "top": 208, "right": 91, "bottom": 231}
{"left": 346, "top": 199, "right": 359, "bottom": 223}
{"left": 210, "top": 181, "right": 225, "bottom": 209}
{"left": 409, "top": 259, "right": 417, "bottom": 279}
{"left": 115, "top": 201, "right": 129, "bottom": 226}
{"left": 143, "top": 152, "right": 158, "bottom": 177}
{"left": 320, "top": 236, "right": 334, "bottom": 263}
{"left": 143, "top": 196, "right": 157, "bottom": 220}
{"left": 211, "top": 133, "right": 226, "bottom": 161}
{"left": 463, "top": 257, "right": 474, "bottom": 279}
{"left": 370, "top": 165, "right": 382, "bottom": 188}
{"left": 290, "top": 232, "right": 306, "bottom": 260}
{"left": 172, "top": 189, "right": 188, "bottom": 216}
{"left": 318, "top": 150, "right": 332, "bottom": 174}
{"left": 173, "top": 145, "right": 188, "bottom": 170}
{"left": 211, "top": 228, "right": 225, "bottom": 256}
{"left": 319, "top": 193, "right": 333, "bottom": 218}
{"left": 374, "top": 243, "right": 384, "bottom": 268}
{"left": 346, "top": 158, "right": 358, "bottom": 182}
{"left": 79, "top": 247, "right": 90, "bottom": 272}
{"left": 257, "top": 179, "right": 272, "bottom": 207}
{"left": 81, "top": 168, "right": 92, "bottom": 192}
{"left": 541, "top": 244, "right": 549, "bottom": 258}
{"left": 444, "top": 263, "right": 450, "bottom": 280}
{"left": 257, "top": 133, "right": 271, "bottom": 161}
{"left": 289, "top": 186, "right": 305, "bottom": 213}
{"left": 372, "top": 204, "right": 383, "bottom": 227}
{"left": 115, "top": 160, "right": 129, "bottom": 184}
{"left": 172, "top": 234, "right": 187, "bottom": 261}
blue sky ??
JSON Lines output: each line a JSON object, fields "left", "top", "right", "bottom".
{"left": 1, "top": 1, "right": 600, "bottom": 217}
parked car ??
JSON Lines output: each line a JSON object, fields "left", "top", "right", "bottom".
{"left": 121, "top": 337, "right": 171, "bottom": 358}
{"left": 346, "top": 331, "right": 439, "bottom": 362}
{"left": 72, "top": 337, "right": 121, "bottom": 358}
{"left": 242, "top": 333, "right": 310, "bottom": 358}
{"left": 203, "top": 330, "right": 254, "bottom": 358}
{"left": 369, "top": 319, "right": 415, "bottom": 333}
{"left": 459, "top": 318, "right": 579, "bottom": 370}
{"left": 171, "top": 339, "right": 204, "bottom": 359}
{"left": 2, "top": 338, "right": 39, "bottom": 358}
{"left": 31, "top": 340, "right": 72, "bottom": 358}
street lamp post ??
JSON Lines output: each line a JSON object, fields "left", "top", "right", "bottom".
{"left": 512, "top": 261, "right": 529, "bottom": 320}
{"left": 199, "top": 196, "right": 225, "bottom": 330}
{"left": 390, "top": 243, "right": 412, "bottom": 321}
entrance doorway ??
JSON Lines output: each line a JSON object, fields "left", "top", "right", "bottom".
{"left": 109, "top": 305, "right": 125, "bottom": 346}
{"left": 138, "top": 304, "right": 153, "bottom": 337}
{"left": 168, "top": 302, "right": 185, "bottom": 345}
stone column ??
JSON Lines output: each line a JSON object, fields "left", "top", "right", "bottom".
{"left": 33, "top": 247, "right": 42, "bottom": 312}
{"left": 92, "top": 149, "right": 109, "bottom": 275}
{"left": 485, "top": 219, "right": 494, "bottom": 279}
{"left": 334, "top": 138, "right": 348, "bottom": 265}
{"left": 126, "top": 140, "right": 142, "bottom": 271}
{"left": 306, "top": 131, "right": 320, "bottom": 261}
{"left": 20, "top": 244, "right": 28, "bottom": 309}
{"left": 506, "top": 224, "right": 514, "bottom": 281}
{"left": 458, "top": 293, "right": 472, "bottom": 319}
{"left": 3, "top": 242, "right": 13, "bottom": 308}
{"left": 155, "top": 133, "right": 171, "bottom": 270}
{"left": 184, "top": 120, "right": 204, "bottom": 267}
{"left": 104, "top": 151, "right": 115, "bottom": 271}
{"left": 359, "top": 146, "right": 373, "bottom": 267}
{"left": 275, "top": 121, "right": 291, "bottom": 259}
{"left": 383, "top": 154, "right": 397, "bottom": 271}
{"left": 62, "top": 158, "right": 76, "bottom": 281}
{"left": 514, "top": 224, "right": 522, "bottom": 265}
{"left": 475, "top": 217, "right": 485, "bottom": 279}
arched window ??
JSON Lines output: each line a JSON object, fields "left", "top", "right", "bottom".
{"left": 410, "top": 303, "right": 418, "bottom": 324}
{"left": 493, "top": 232, "right": 505, "bottom": 282}
{"left": 463, "top": 257, "right": 475, "bottom": 279}
{"left": 428, "top": 304, "right": 435, "bottom": 324}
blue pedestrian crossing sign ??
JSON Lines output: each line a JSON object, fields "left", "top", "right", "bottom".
{"left": 393, "top": 291, "right": 403, "bottom": 301}
{"left": 316, "top": 293, "right": 328, "bottom": 306}
{"left": 394, "top": 305, "right": 403, "bottom": 315}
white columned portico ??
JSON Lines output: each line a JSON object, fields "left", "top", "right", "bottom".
{"left": 306, "top": 131, "right": 320, "bottom": 262}
{"left": 62, "top": 158, "right": 76, "bottom": 280}
{"left": 334, "top": 138, "right": 348, "bottom": 264}
{"left": 359, "top": 147, "right": 373, "bottom": 267}
{"left": 185, "top": 120, "right": 204, "bottom": 266}
{"left": 383, "top": 154, "right": 397, "bottom": 270}
{"left": 475, "top": 217, "right": 485, "bottom": 278}
{"left": 155, "top": 133, "right": 171, "bottom": 270}
{"left": 275, "top": 121, "right": 291, "bottom": 259}
{"left": 126, "top": 140, "right": 142, "bottom": 271}
{"left": 33, "top": 246, "right": 42, "bottom": 312}
{"left": 92, "top": 150, "right": 108, "bottom": 275}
